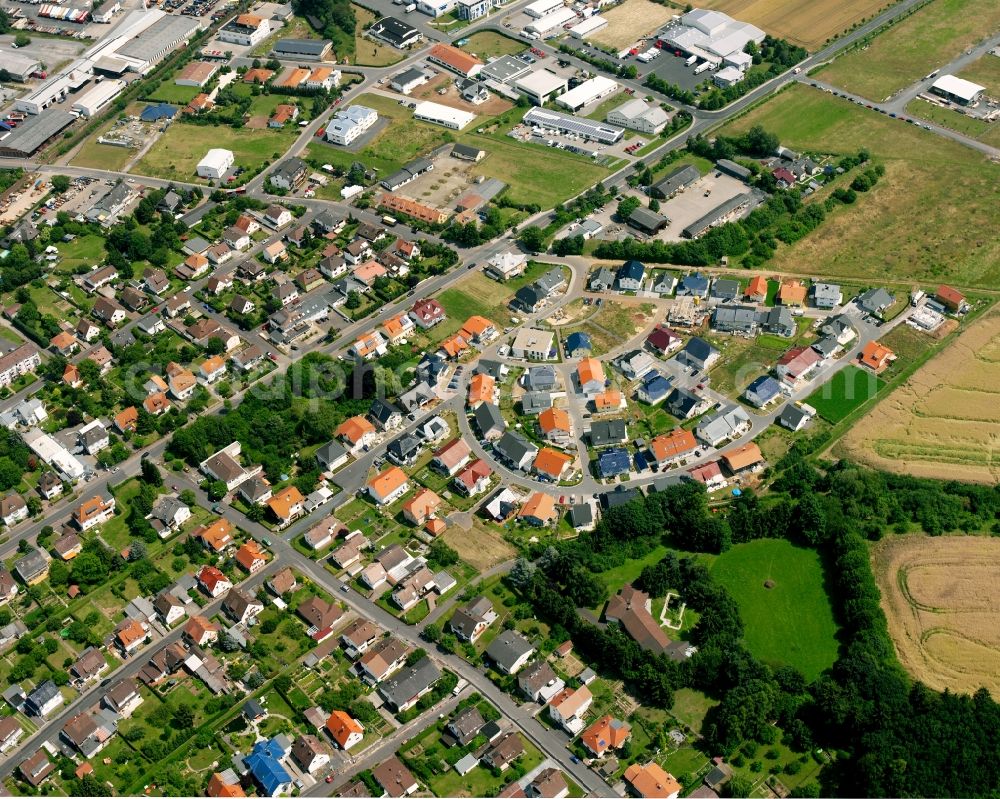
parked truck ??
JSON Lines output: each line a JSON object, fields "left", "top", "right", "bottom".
{"left": 685, "top": 54, "right": 697, "bottom": 67}
{"left": 694, "top": 60, "right": 712, "bottom": 74}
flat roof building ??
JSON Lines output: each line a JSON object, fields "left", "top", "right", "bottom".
{"left": 0, "top": 49, "right": 41, "bottom": 81}
{"left": 71, "top": 79, "right": 126, "bottom": 118}
{"left": 569, "top": 15, "right": 607, "bottom": 38}
{"left": 480, "top": 54, "right": 531, "bottom": 84}
{"left": 525, "top": 6, "right": 577, "bottom": 35}
{"left": 272, "top": 38, "right": 332, "bottom": 60}
{"left": 555, "top": 75, "right": 618, "bottom": 111}
{"left": 413, "top": 101, "right": 475, "bottom": 130}
{"left": 514, "top": 69, "right": 568, "bottom": 105}
{"left": 523, "top": 106, "right": 623, "bottom": 144}
{"left": 196, "top": 148, "right": 234, "bottom": 180}
{"left": 117, "top": 15, "right": 202, "bottom": 72}
{"left": 658, "top": 8, "right": 764, "bottom": 64}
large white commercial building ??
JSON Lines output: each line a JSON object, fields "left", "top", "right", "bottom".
{"left": 658, "top": 8, "right": 765, "bottom": 65}
{"left": 15, "top": 59, "right": 93, "bottom": 115}
{"left": 607, "top": 97, "right": 670, "bottom": 134}
{"left": 525, "top": 6, "right": 577, "bottom": 35}
{"left": 197, "top": 148, "right": 235, "bottom": 179}
{"left": 23, "top": 428, "right": 86, "bottom": 483}
{"left": 417, "top": 0, "right": 454, "bottom": 16}
{"left": 71, "top": 79, "right": 126, "bottom": 118}
{"left": 412, "top": 101, "right": 475, "bottom": 130}
{"left": 569, "top": 15, "right": 607, "bottom": 38}
{"left": 930, "top": 74, "right": 984, "bottom": 105}
{"left": 0, "top": 49, "right": 41, "bottom": 81}
{"left": 523, "top": 106, "right": 623, "bottom": 144}
{"left": 555, "top": 75, "right": 618, "bottom": 111}
{"left": 325, "top": 105, "right": 378, "bottom": 145}
{"left": 514, "top": 69, "right": 568, "bottom": 105}
{"left": 525, "top": 0, "right": 564, "bottom": 17}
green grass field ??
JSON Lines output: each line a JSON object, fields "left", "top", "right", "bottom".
{"left": 135, "top": 122, "right": 297, "bottom": 183}
{"left": 711, "top": 539, "right": 839, "bottom": 681}
{"left": 143, "top": 82, "right": 200, "bottom": 105}
{"left": 458, "top": 125, "right": 610, "bottom": 209}
{"left": 719, "top": 84, "right": 1000, "bottom": 289}
{"left": 817, "top": 0, "right": 1000, "bottom": 100}
{"left": 460, "top": 31, "right": 527, "bottom": 59}
{"left": 806, "top": 365, "right": 887, "bottom": 423}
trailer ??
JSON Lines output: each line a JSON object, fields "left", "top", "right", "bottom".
{"left": 694, "top": 61, "right": 712, "bottom": 75}
{"left": 685, "top": 54, "right": 697, "bottom": 66}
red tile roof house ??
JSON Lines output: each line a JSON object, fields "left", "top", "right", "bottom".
{"left": 409, "top": 298, "right": 446, "bottom": 329}
{"left": 432, "top": 438, "right": 472, "bottom": 477}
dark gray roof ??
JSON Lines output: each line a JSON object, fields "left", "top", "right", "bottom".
{"left": 486, "top": 629, "right": 534, "bottom": 672}
{"left": 494, "top": 431, "right": 537, "bottom": 465}
{"left": 473, "top": 403, "right": 505, "bottom": 436}
{"left": 273, "top": 38, "right": 331, "bottom": 55}
{"left": 378, "top": 656, "right": 440, "bottom": 710}
{"left": 590, "top": 419, "right": 627, "bottom": 446}
{"left": 568, "top": 503, "right": 593, "bottom": 527}
{"left": 652, "top": 164, "right": 700, "bottom": 197}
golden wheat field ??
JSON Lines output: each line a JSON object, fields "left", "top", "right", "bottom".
{"left": 871, "top": 535, "right": 1000, "bottom": 696}
{"left": 839, "top": 309, "right": 1000, "bottom": 483}
{"left": 700, "top": 0, "right": 888, "bottom": 50}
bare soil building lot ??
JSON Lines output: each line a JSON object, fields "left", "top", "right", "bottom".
{"left": 872, "top": 534, "right": 1000, "bottom": 697}
{"left": 588, "top": 0, "right": 676, "bottom": 50}
{"left": 409, "top": 73, "right": 513, "bottom": 117}
{"left": 700, "top": 0, "right": 888, "bottom": 50}
{"left": 397, "top": 151, "right": 483, "bottom": 209}
{"left": 839, "top": 309, "right": 1000, "bottom": 484}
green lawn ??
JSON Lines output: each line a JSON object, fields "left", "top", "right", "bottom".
{"left": 143, "top": 82, "right": 200, "bottom": 105}
{"left": 718, "top": 84, "right": 1000, "bottom": 289}
{"left": 817, "top": 0, "right": 1000, "bottom": 100}
{"left": 135, "top": 123, "right": 297, "bottom": 183}
{"left": 459, "top": 31, "right": 527, "bottom": 59}
{"left": 459, "top": 123, "right": 610, "bottom": 209}
{"left": 806, "top": 365, "right": 887, "bottom": 423}
{"left": 595, "top": 545, "right": 668, "bottom": 603}
{"left": 710, "top": 539, "right": 839, "bottom": 681}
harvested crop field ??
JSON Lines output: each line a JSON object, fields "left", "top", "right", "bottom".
{"left": 839, "top": 309, "right": 1000, "bottom": 483}
{"left": 718, "top": 85, "right": 1000, "bottom": 289}
{"left": 701, "top": 0, "right": 887, "bottom": 50}
{"left": 589, "top": 0, "right": 676, "bottom": 50}
{"left": 871, "top": 534, "right": 1000, "bottom": 696}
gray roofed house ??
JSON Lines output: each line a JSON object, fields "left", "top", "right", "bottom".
{"left": 486, "top": 629, "right": 535, "bottom": 674}
{"left": 568, "top": 503, "right": 594, "bottom": 530}
{"left": 386, "top": 433, "right": 422, "bottom": 467}
{"left": 475, "top": 359, "right": 507, "bottom": 380}
{"left": 696, "top": 405, "right": 751, "bottom": 447}
{"left": 677, "top": 272, "right": 710, "bottom": 297}
{"left": 857, "top": 287, "right": 895, "bottom": 316}
{"left": 589, "top": 267, "right": 615, "bottom": 292}
{"left": 25, "top": 680, "right": 61, "bottom": 717}
{"left": 777, "top": 402, "right": 813, "bottom": 431}
{"left": 518, "top": 659, "right": 564, "bottom": 702}
{"left": 615, "top": 260, "right": 645, "bottom": 292}
{"left": 272, "top": 38, "right": 332, "bottom": 58}
{"left": 473, "top": 403, "right": 505, "bottom": 440}
{"left": 668, "top": 387, "right": 707, "bottom": 419}
{"left": 521, "top": 391, "right": 552, "bottom": 415}
{"left": 534, "top": 267, "right": 566, "bottom": 296}
{"left": 493, "top": 431, "right": 538, "bottom": 470}
{"left": 398, "top": 381, "right": 436, "bottom": 412}
{"left": 447, "top": 706, "right": 486, "bottom": 746}
{"left": 711, "top": 305, "right": 759, "bottom": 335}
{"left": 812, "top": 282, "right": 842, "bottom": 308}
{"left": 378, "top": 656, "right": 441, "bottom": 712}
{"left": 811, "top": 335, "right": 840, "bottom": 358}
{"left": 14, "top": 550, "right": 49, "bottom": 585}
{"left": 589, "top": 418, "right": 627, "bottom": 447}
{"left": 316, "top": 440, "right": 349, "bottom": 471}
{"left": 525, "top": 365, "right": 557, "bottom": 392}
{"left": 369, "top": 398, "right": 403, "bottom": 431}
{"left": 744, "top": 375, "right": 782, "bottom": 408}
{"left": 451, "top": 143, "right": 485, "bottom": 161}
{"left": 759, "top": 306, "right": 795, "bottom": 337}
{"left": 449, "top": 596, "right": 496, "bottom": 643}
{"left": 676, "top": 337, "right": 719, "bottom": 371}
{"left": 710, "top": 279, "right": 740, "bottom": 302}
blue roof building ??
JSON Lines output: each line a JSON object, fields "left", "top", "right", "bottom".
{"left": 744, "top": 375, "right": 781, "bottom": 408}
{"left": 615, "top": 259, "right": 645, "bottom": 291}
{"left": 565, "top": 331, "right": 592, "bottom": 357}
{"left": 637, "top": 371, "right": 672, "bottom": 404}
{"left": 597, "top": 448, "right": 631, "bottom": 478}
{"left": 677, "top": 272, "right": 710, "bottom": 297}
{"left": 140, "top": 103, "right": 177, "bottom": 122}
{"left": 245, "top": 738, "right": 293, "bottom": 797}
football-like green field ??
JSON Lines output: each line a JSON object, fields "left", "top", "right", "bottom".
{"left": 711, "top": 538, "right": 839, "bottom": 681}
